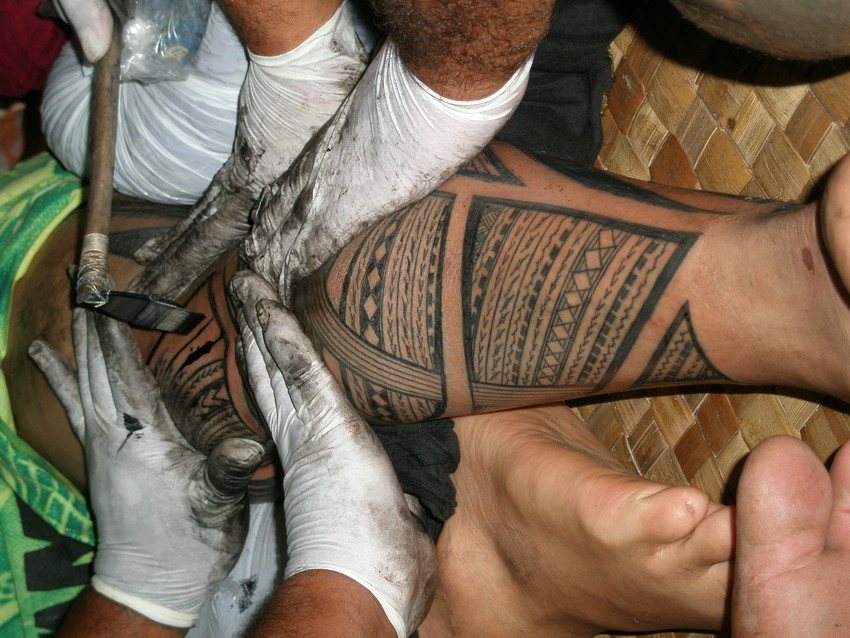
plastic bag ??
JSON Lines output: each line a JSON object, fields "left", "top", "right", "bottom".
{"left": 115, "top": 0, "right": 213, "bottom": 83}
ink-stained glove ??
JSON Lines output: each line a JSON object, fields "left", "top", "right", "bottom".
{"left": 50, "top": 0, "right": 113, "bottom": 62}
{"left": 129, "top": 1, "right": 367, "bottom": 301}
{"left": 242, "top": 39, "right": 532, "bottom": 304}
{"left": 230, "top": 271, "right": 435, "bottom": 638}
{"left": 28, "top": 308, "right": 265, "bottom": 629}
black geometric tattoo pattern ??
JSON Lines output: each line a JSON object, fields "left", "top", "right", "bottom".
{"left": 462, "top": 196, "right": 698, "bottom": 410}
{"left": 635, "top": 302, "right": 729, "bottom": 386}
{"left": 458, "top": 147, "right": 525, "bottom": 185}
{"left": 147, "top": 277, "right": 264, "bottom": 454}
{"left": 549, "top": 164, "right": 733, "bottom": 215}
{"left": 298, "top": 193, "right": 454, "bottom": 425}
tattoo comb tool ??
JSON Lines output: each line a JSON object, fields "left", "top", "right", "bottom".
{"left": 75, "top": 26, "right": 205, "bottom": 335}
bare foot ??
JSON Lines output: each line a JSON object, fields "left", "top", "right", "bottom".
{"left": 733, "top": 435, "right": 850, "bottom": 636}
{"left": 420, "top": 404, "right": 733, "bottom": 638}
{"left": 822, "top": 153, "right": 850, "bottom": 300}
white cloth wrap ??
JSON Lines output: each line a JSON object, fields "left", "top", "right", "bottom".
{"left": 188, "top": 501, "right": 284, "bottom": 637}
{"left": 42, "top": 2, "right": 246, "bottom": 204}
{"left": 244, "top": 37, "right": 533, "bottom": 294}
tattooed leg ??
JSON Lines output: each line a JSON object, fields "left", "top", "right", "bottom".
{"left": 293, "top": 142, "right": 850, "bottom": 422}
{"left": 419, "top": 404, "right": 732, "bottom": 638}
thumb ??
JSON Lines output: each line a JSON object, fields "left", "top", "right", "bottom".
{"left": 256, "top": 298, "right": 335, "bottom": 408}
{"left": 54, "top": 0, "right": 114, "bottom": 63}
{"left": 205, "top": 438, "right": 267, "bottom": 497}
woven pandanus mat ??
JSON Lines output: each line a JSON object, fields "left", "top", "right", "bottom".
{"left": 578, "top": 3, "right": 850, "bottom": 637}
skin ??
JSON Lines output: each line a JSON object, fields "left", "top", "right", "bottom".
{"left": 369, "top": 0, "right": 554, "bottom": 99}
{"left": 221, "top": 0, "right": 553, "bottom": 99}
{"left": 58, "top": 588, "right": 187, "bottom": 638}
{"left": 293, "top": 143, "right": 850, "bottom": 419}
{"left": 732, "top": 435, "right": 850, "bottom": 636}
{"left": 249, "top": 570, "right": 395, "bottom": 638}
{"left": 669, "top": 0, "right": 850, "bottom": 60}
{"left": 7, "top": 143, "right": 850, "bottom": 635}
{"left": 218, "top": 0, "right": 344, "bottom": 55}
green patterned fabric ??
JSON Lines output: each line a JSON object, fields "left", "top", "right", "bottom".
{"left": 0, "top": 155, "right": 94, "bottom": 637}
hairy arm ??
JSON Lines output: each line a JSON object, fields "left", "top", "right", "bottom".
{"left": 57, "top": 588, "right": 186, "bottom": 638}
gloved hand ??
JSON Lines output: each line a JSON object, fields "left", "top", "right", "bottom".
{"left": 28, "top": 308, "right": 265, "bottom": 628}
{"left": 242, "top": 39, "right": 532, "bottom": 303}
{"left": 230, "top": 271, "right": 435, "bottom": 638}
{"left": 51, "top": 0, "right": 113, "bottom": 62}
{"left": 128, "top": 1, "right": 367, "bottom": 302}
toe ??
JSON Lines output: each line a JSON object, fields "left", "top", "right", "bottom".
{"left": 737, "top": 436, "right": 831, "bottom": 578}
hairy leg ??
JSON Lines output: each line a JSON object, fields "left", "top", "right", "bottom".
{"left": 420, "top": 404, "right": 732, "bottom": 637}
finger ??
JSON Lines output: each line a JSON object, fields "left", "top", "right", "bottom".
{"left": 234, "top": 304, "right": 279, "bottom": 430}
{"left": 91, "top": 310, "right": 162, "bottom": 420}
{"left": 229, "top": 270, "right": 280, "bottom": 308}
{"left": 205, "top": 438, "right": 267, "bottom": 497}
{"left": 257, "top": 298, "right": 355, "bottom": 421}
{"left": 229, "top": 271, "right": 287, "bottom": 390}
{"left": 55, "top": 0, "right": 114, "bottom": 63}
{"left": 230, "top": 271, "right": 295, "bottom": 425}
{"left": 827, "top": 440, "right": 850, "bottom": 550}
{"left": 27, "top": 339, "right": 85, "bottom": 439}
{"left": 74, "top": 308, "right": 119, "bottom": 433}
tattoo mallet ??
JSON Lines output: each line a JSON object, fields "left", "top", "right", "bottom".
{"left": 75, "top": 24, "right": 205, "bottom": 335}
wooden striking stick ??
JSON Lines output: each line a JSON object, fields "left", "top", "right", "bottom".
{"left": 76, "top": 26, "right": 120, "bottom": 306}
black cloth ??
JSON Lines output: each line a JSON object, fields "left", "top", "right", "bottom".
{"left": 495, "top": 0, "right": 627, "bottom": 168}
{"left": 375, "top": 418, "right": 460, "bottom": 542}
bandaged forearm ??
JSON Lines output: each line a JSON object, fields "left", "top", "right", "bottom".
{"left": 232, "top": 272, "right": 434, "bottom": 638}
{"left": 245, "top": 38, "right": 533, "bottom": 294}
{"left": 29, "top": 310, "right": 265, "bottom": 632}
{"left": 237, "top": 1, "right": 367, "bottom": 194}
{"left": 91, "top": 577, "right": 199, "bottom": 628}
{"left": 280, "top": 391, "right": 432, "bottom": 638}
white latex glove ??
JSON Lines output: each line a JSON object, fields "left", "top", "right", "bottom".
{"left": 242, "top": 39, "right": 532, "bottom": 303}
{"left": 129, "top": 1, "right": 367, "bottom": 301}
{"left": 229, "top": 271, "right": 435, "bottom": 638}
{"left": 29, "top": 308, "right": 265, "bottom": 628}
{"left": 52, "top": 0, "right": 113, "bottom": 62}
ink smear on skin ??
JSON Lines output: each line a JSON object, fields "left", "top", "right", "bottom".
{"left": 238, "top": 577, "right": 257, "bottom": 613}
{"left": 802, "top": 247, "right": 814, "bottom": 274}
{"left": 118, "top": 413, "right": 144, "bottom": 451}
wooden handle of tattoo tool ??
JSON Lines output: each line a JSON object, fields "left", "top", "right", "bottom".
{"left": 76, "top": 25, "right": 121, "bottom": 306}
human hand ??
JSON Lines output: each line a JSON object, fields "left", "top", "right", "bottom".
{"left": 241, "top": 39, "right": 531, "bottom": 304}
{"left": 129, "top": 2, "right": 366, "bottom": 302}
{"left": 51, "top": 0, "right": 113, "bottom": 62}
{"left": 29, "top": 308, "right": 265, "bottom": 628}
{"left": 230, "top": 271, "right": 435, "bottom": 638}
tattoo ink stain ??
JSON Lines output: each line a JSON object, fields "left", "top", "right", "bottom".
{"left": 117, "top": 414, "right": 144, "bottom": 452}
{"left": 802, "top": 247, "right": 815, "bottom": 274}
{"left": 237, "top": 577, "right": 257, "bottom": 613}
{"left": 184, "top": 340, "right": 216, "bottom": 366}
